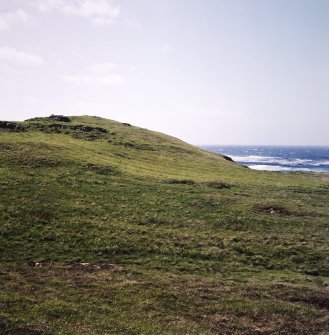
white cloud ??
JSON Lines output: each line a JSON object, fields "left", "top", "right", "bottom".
{"left": 90, "top": 62, "right": 117, "bottom": 74}
{"left": 62, "top": 73, "right": 125, "bottom": 86}
{"left": 26, "top": 96, "right": 38, "bottom": 103}
{"left": 0, "top": 9, "right": 30, "bottom": 32}
{"left": 0, "top": 47, "right": 45, "bottom": 66}
{"left": 62, "top": 61, "right": 125, "bottom": 86}
{"left": 130, "top": 65, "right": 144, "bottom": 76}
{"left": 161, "top": 44, "right": 175, "bottom": 52}
{"left": 0, "top": 79, "right": 13, "bottom": 87}
{"left": 31, "top": 0, "right": 120, "bottom": 25}
{"left": 126, "top": 19, "right": 142, "bottom": 31}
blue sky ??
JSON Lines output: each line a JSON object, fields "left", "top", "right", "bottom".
{"left": 1, "top": 0, "right": 329, "bottom": 144}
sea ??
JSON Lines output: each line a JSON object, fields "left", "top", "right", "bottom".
{"left": 200, "top": 146, "right": 329, "bottom": 173}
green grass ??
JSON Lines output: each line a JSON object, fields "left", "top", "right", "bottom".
{"left": 0, "top": 115, "right": 328, "bottom": 334}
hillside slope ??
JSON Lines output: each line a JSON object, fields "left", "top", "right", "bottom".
{"left": 0, "top": 115, "right": 328, "bottom": 335}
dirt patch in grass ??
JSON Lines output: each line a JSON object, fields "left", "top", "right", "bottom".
{"left": 0, "top": 317, "right": 48, "bottom": 335}
{"left": 136, "top": 216, "right": 171, "bottom": 226}
{"left": 254, "top": 204, "right": 291, "bottom": 215}
{"left": 203, "top": 181, "right": 232, "bottom": 189}
{"left": 284, "top": 289, "right": 329, "bottom": 310}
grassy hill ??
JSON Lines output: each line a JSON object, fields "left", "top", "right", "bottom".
{"left": 0, "top": 115, "right": 328, "bottom": 335}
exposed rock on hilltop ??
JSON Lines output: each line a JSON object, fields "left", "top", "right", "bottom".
{"left": 0, "top": 121, "right": 25, "bottom": 131}
{"left": 26, "top": 114, "right": 72, "bottom": 123}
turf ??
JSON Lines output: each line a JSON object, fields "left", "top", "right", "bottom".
{"left": 0, "top": 115, "right": 328, "bottom": 334}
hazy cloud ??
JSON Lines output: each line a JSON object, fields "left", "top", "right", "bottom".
{"left": 130, "top": 65, "right": 144, "bottom": 75}
{"left": 62, "top": 60, "right": 125, "bottom": 86}
{"left": 0, "top": 10, "right": 30, "bottom": 32}
{"left": 0, "top": 47, "right": 45, "bottom": 66}
{"left": 126, "top": 18, "right": 142, "bottom": 31}
{"left": 0, "top": 78, "right": 13, "bottom": 87}
{"left": 31, "top": 0, "right": 120, "bottom": 25}
{"left": 62, "top": 62, "right": 125, "bottom": 86}
{"left": 90, "top": 62, "right": 117, "bottom": 74}
{"left": 161, "top": 44, "right": 175, "bottom": 52}
{"left": 62, "top": 73, "right": 125, "bottom": 86}
{"left": 26, "top": 96, "right": 38, "bottom": 103}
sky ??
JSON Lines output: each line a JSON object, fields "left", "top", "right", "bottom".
{"left": 1, "top": 0, "right": 329, "bottom": 145}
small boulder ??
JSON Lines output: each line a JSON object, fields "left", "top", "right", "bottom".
{"left": 222, "top": 154, "right": 234, "bottom": 162}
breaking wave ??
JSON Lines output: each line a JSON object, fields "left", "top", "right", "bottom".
{"left": 200, "top": 145, "right": 329, "bottom": 172}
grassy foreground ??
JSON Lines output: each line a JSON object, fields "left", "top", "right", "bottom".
{"left": 0, "top": 115, "right": 328, "bottom": 335}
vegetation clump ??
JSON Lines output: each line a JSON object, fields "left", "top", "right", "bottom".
{"left": 49, "top": 114, "right": 72, "bottom": 122}
{"left": 166, "top": 178, "right": 196, "bottom": 185}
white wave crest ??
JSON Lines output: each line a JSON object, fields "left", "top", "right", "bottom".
{"left": 230, "top": 155, "right": 314, "bottom": 166}
{"left": 248, "top": 165, "right": 312, "bottom": 172}
{"left": 311, "top": 160, "right": 329, "bottom": 166}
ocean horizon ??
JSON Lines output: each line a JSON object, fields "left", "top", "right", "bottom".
{"left": 200, "top": 145, "right": 329, "bottom": 173}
